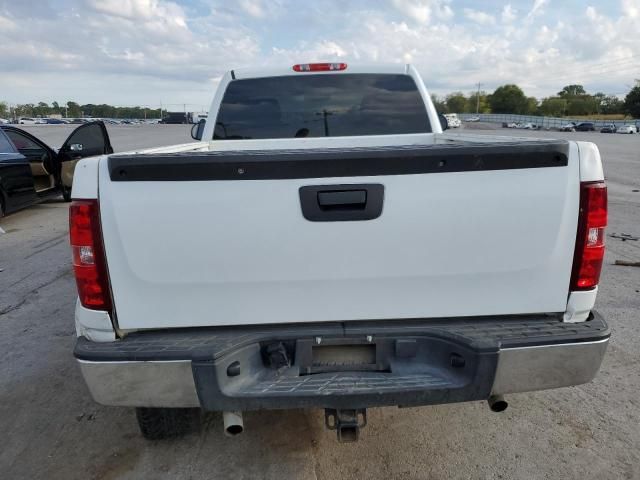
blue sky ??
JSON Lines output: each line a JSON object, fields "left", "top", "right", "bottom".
{"left": 0, "top": 0, "right": 638, "bottom": 108}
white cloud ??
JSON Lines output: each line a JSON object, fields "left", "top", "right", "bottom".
{"left": 463, "top": 8, "right": 496, "bottom": 25}
{"left": 238, "top": 0, "right": 265, "bottom": 18}
{"left": 1, "top": 0, "right": 639, "bottom": 105}
{"left": 501, "top": 5, "right": 517, "bottom": 23}
{"left": 621, "top": 0, "right": 639, "bottom": 18}
{"left": 88, "top": 0, "right": 186, "bottom": 25}
{"left": 391, "top": 0, "right": 453, "bottom": 24}
{"left": 526, "top": 0, "right": 548, "bottom": 19}
{"left": 0, "top": 13, "right": 16, "bottom": 31}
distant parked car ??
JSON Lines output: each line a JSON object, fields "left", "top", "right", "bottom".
{"left": 616, "top": 124, "right": 637, "bottom": 134}
{"left": 560, "top": 122, "right": 576, "bottom": 132}
{"left": 18, "top": 118, "right": 37, "bottom": 125}
{"left": 466, "top": 116, "right": 480, "bottom": 122}
{"left": 600, "top": 124, "right": 616, "bottom": 133}
{"left": 0, "top": 118, "right": 9, "bottom": 125}
{"left": 575, "top": 122, "right": 595, "bottom": 132}
{"left": 44, "top": 118, "right": 68, "bottom": 124}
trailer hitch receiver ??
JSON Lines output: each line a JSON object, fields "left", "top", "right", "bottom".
{"left": 324, "top": 408, "right": 367, "bottom": 443}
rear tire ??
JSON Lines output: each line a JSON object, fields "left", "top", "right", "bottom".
{"left": 135, "top": 407, "right": 200, "bottom": 440}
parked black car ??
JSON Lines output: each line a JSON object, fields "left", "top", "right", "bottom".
{"left": 575, "top": 122, "right": 596, "bottom": 131}
{"left": 160, "top": 111, "right": 189, "bottom": 124}
{"left": 0, "top": 122, "right": 112, "bottom": 217}
{"left": 600, "top": 124, "right": 617, "bottom": 133}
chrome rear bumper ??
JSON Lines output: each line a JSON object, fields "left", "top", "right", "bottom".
{"left": 76, "top": 314, "right": 609, "bottom": 409}
{"left": 79, "top": 338, "right": 609, "bottom": 407}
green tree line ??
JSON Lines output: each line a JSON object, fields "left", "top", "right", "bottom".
{"left": 0, "top": 101, "right": 162, "bottom": 120}
{"left": 431, "top": 81, "right": 640, "bottom": 118}
{"left": 2, "top": 82, "right": 640, "bottom": 120}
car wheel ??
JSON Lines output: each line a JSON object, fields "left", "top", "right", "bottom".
{"left": 135, "top": 407, "right": 200, "bottom": 440}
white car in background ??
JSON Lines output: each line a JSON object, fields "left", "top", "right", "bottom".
{"left": 616, "top": 124, "right": 637, "bottom": 134}
{"left": 0, "top": 118, "right": 9, "bottom": 124}
{"left": 18, "top": 118, "right": 37, "bottom": 125}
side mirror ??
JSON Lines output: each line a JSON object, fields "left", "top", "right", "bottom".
{"left": 69, "top": 143, "right": 83, "bottom": 152}
{"left": 438, "top": 113, "right": 449, "bottom": 131}
{"left": 191, "top": 119, "right": 206, "bottom": 140}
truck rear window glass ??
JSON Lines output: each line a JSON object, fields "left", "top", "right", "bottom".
{"left": 214, "top": 74, "right": 431, "bottom": 140}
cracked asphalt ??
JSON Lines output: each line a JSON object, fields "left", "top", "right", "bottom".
{"left": 1, "top": 125, "right": 639, "bottom": 479}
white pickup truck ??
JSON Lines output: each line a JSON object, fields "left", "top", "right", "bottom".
{"left": 71, "top": 63, "right": 609, "bottom": 443}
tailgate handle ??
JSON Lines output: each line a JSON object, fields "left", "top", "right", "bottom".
{"left": 299, "top": 184, "right": 384, "bottom": 222}
{"left": 318, "top": 190, "right": 367, "bottom": 209}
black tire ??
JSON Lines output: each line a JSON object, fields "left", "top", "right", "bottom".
{"left": 62, "top": 187, "right": 72, "bottom": 202}
{"left": 135, "top": 407, "right": 200, "bottom": 440}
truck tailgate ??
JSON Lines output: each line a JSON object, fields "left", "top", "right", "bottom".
{"left": 98, "top": 140, "right": 579, "bottom": 330}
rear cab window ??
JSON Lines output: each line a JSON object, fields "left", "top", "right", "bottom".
{"left": 214, "top": 74, "right": 431, "bottom": 140}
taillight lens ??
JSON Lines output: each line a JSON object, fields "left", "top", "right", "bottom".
{"left": 570, "top": 182, "right": 607, "bottom": 290}
{"left": 293, "top": 63, "right": 347, "bottom": 72}
{"left": 69, "top": 200, "right": 112, "bottom": 310}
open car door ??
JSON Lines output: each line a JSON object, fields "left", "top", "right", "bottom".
{"left": 57, "top": 121, "right": 113, "bottom": 201}
{"left": 1, "top": 126, "right": 58, "bottom": 196}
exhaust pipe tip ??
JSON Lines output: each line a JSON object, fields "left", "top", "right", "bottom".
{"left": 488, "top": 395, "right": 508, "bottom": 412}
{"left": 225, "top": 424, "right": 244, "bottom": 436}
{"left": 223, "top": 411, "right": 244, "bottom": 437}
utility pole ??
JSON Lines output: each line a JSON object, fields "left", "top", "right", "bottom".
{"left": 316, "top": 109, "right": 334, "bottom": 137}
{"left": 476, "top": 82, "right": 482, "bottom": 114}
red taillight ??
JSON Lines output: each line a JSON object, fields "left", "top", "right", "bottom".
{"left": 570, "top": 182, "right": 607, "bottom": 290}
{"left": 292, "top": 63, "right": 347, "bottom": 72}
{"left": 69, "top": 200, "right": 112, "bottom": 310}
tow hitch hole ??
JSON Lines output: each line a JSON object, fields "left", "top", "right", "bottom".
{"left": 340, "top": 426, "right": 358, "bottom": 443}
{"left": 324, "top": 408, "right": 367, "bottom": 443}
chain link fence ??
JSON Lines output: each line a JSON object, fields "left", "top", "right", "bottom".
{"left": 457, "top": 113, "right": 640, "bottom": 129}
